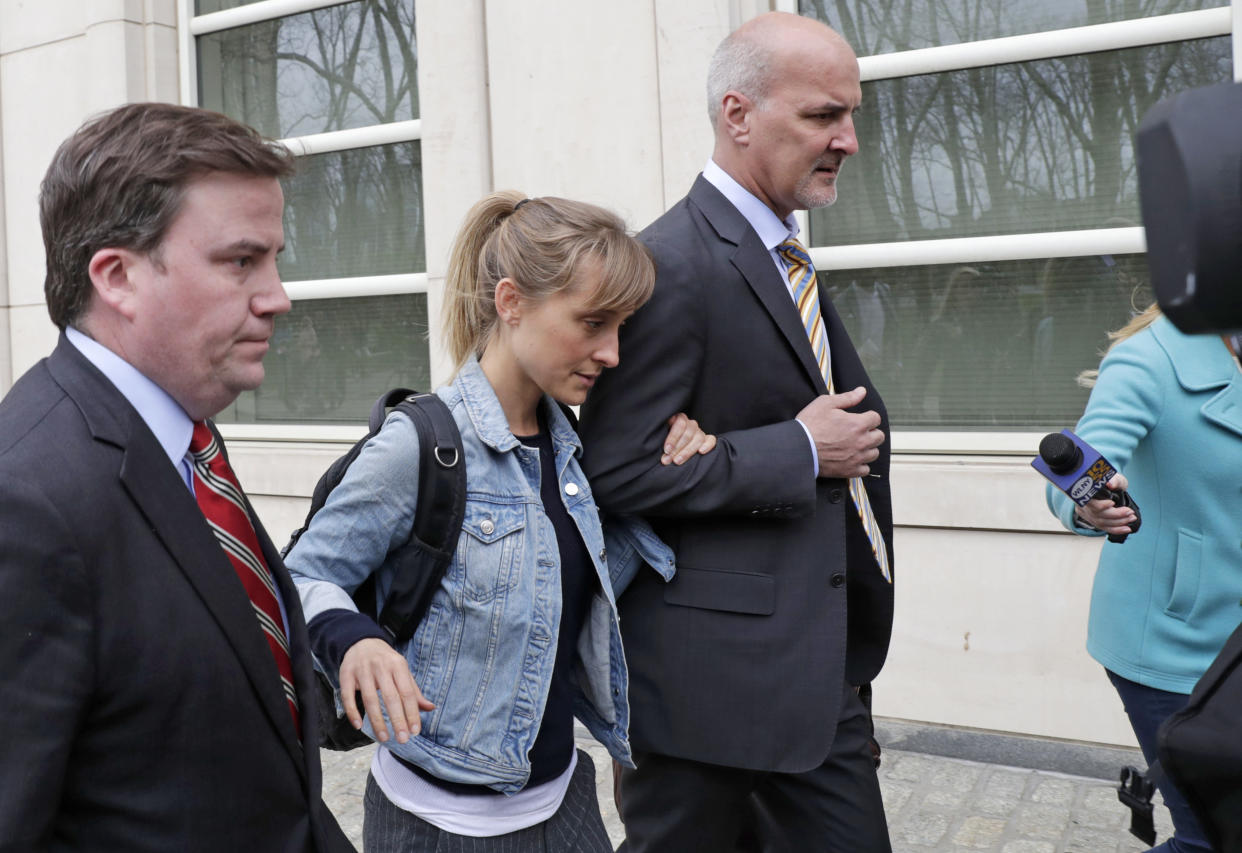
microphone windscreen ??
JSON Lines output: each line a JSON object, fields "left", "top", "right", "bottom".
{"left": 1039, "top": 432, "right": 1082, "bottom": 475}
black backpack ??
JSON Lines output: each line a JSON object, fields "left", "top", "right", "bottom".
{"left": 1156, "top": 619, "right": 1242, "bottom": 852}
{"left": 283, "top": 388, "right": 467, "bottom": 750}
{"left": 1115, "top": 619, "right": 1242, "bottom": 850}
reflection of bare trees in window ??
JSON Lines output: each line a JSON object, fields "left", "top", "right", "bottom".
{"left": 799, "top": 1, "right": 1216, "bottom": 427}
{"left": 200, "top": 0, "right": 417, "bottom": 138}
{"left": 806, "top": 0, "right": 1213, "bottom": 53}
{"left": 824, "top": 256, "right": 1153, "bottom": 428}
{"left": 804, "top": 2, "right": 1228, "bottom": 244}
{"left": 279, "top": 142, "right": 426, "bottom": 281}
{"left": 833, "top": 38, "right": 1229, "bottom": 243}
{"left": 217, "top": 294, "right": 431, "bottom": 425}
{"left": 273, "top": 0, "right": 418, "bottom": 135}
{"left": 197, "top": 2, "right": 425, "bottom": 281}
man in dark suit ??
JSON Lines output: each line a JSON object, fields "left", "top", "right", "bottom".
{"left": 579, "top": 12, "right": 894, "bottom": 851}
{"left": 0, "top": 103, "right": 352, "bottom": 852}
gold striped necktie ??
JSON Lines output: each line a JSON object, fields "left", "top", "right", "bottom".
{"left": 777, "top": 238, "right": 891, "bottom": 583}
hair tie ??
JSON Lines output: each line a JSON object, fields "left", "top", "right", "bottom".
{"left": 514, "top": 198, "right": 533, "bottom": 211}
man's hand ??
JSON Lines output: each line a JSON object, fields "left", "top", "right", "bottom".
{"left": 796, "top": 386, "right": 884, "bottom": 479}
{"left": 339, "top": 637, "right": 435, "bottom": 744}
{"left": 1074, "top": 473, "right": 1137, "bottom": 535}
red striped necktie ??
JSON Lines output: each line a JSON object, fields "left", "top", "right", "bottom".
{"left": 189, "top": 420, "right": 301, "bottom": 739}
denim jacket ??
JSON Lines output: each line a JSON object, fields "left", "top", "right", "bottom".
{"left": 286, "top": 357, "right": 675, "bottom": 793}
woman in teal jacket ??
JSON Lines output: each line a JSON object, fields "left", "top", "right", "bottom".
{"left": 1047, "top": 305, "right": 1242, "bottom": 853}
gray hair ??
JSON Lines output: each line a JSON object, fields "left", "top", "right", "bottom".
{"left": 706, "top": 29, "right": 773, "bottom": 127}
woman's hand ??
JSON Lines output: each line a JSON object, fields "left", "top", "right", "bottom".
{"left": 339, "top": 637, "right": 435, "bottom": 744}
{"left": 1074, "top": 473, "right": 1138, "bottom": 535}
{"left": 660, "top": 412, "right": 717, "bottom": 465}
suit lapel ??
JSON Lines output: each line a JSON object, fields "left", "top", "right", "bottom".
{"left": 689, "top": 177, "right": 829, "bottom": 395}
{"left": 121, "top": 440, "right": 307, "bottom": 773}
{"left": 820, "top": 291, "right": 868, "bottom": 394}
{"left": 48, "top": 339, "right": 308, "bottom": 777}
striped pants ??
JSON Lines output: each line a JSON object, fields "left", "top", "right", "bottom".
{"left": 363, "top": 749, "right": 614, "bottom": 853}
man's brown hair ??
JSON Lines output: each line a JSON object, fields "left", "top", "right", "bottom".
{"left": 40, "top": 102, "right": 296, "bottom": 329}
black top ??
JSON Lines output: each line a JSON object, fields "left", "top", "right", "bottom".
{"left": 516, "top": 422, "right": 597, "bottom": 787}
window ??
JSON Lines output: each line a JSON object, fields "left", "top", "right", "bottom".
{"left": 187, "top": 0, "right": 427, "bottom": 426}
{"left": 798, "top": 1, "right": 1233, "bottom": 440}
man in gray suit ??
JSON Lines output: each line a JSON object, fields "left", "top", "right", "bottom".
{"left": 579, "top": 13, "right": 894, "bottom": 851}
{"left": 0, "top": 103, "right": 351, "bottom": 852}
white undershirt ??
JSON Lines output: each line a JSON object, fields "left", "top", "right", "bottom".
{"left": 370, "top": 747, "right": 577, "bottom": 837}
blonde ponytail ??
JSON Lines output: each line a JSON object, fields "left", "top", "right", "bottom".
{"left": 441, "top": 190, "right": 655, "bottom": 370}
{"left": 443, "top": 190, "right": 526, "bottom": 368}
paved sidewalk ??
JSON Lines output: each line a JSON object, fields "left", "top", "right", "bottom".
{"left": 321, "top": 736, "right": 1173, "bottom": 851}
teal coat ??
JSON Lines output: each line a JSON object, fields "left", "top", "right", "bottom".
{"left": 1047, "top": 316, "right": 1242, "bottom": 693}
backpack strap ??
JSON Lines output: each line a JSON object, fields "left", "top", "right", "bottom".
{"left": 375, "top": 392, "right": 467, "bottom": 644}
{"left": 370, "top": 388, "right": 418, "bottom": 432}
{"left": 281, "top": 388, "right": 419, "bottom": 560}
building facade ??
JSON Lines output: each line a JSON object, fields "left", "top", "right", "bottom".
{"left": 2, "top": 0, "right": 1239, "bottom": 749}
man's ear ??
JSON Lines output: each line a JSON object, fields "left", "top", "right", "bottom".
{"left": 720, "top": 91, "right": 753, "bottom": 145}
{"left": 86, "top": 248, "right": 141, "bottom": 320}
{"left": 495, "top": 277, "right": 523, "bottom": 326}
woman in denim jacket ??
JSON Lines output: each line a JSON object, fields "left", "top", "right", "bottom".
{"left": 286, "top": 191, "right": 714, "bottom": 851}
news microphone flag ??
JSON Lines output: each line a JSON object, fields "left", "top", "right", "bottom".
{"left": 1032, "top": 429, "right": 1118, "bottom": 507}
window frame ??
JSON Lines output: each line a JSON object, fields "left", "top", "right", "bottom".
{"left": 178, "top": 0, "right": 427, "bottom": 442}
{"left": 780, "top": 0, "right": 1241, "bottom": 453}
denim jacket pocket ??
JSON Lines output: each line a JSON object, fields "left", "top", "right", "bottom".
{"left": 456, "top": 501, "right": 526, "bottom": 602}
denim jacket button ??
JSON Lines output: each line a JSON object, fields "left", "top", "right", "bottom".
{"left": 480, "top": 518, "right": 495, "bottom": 535}
{"left": 564, "top": 482, "right": 580, "bottom": 496}
{"left": 599, "top": 548, "right": 607, "bottom": 562}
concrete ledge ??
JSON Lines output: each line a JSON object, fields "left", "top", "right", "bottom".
{"left": 876, "top": 717, "right": 1144, "bottom": 781}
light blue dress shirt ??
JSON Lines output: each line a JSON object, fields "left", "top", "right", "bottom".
{"left": 66, "top": 326, "right": 291, "bottom": 633}
{"left": 66, "top": 326, "right": 194, "bottom": 487}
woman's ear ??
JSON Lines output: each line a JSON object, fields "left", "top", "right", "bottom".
{"left": 494, "top": 277, "right": 523, "bottom": 326}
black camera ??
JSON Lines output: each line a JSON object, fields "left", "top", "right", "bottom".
{"left": 1137, "top": 81, "right": 1242, "bottom": 334}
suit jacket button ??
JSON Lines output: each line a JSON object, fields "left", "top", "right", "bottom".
{"left": 828, "top": 489, "right": 843, "bottom": 504}
{"left": 830, "top": 573, "right": 846, "bottom": 588}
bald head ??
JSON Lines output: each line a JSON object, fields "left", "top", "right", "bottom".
{"left": 706, "top": 12, "right": 862, "bottom": 219}
{"left": 706, "top": 12, "right": 855, "bottom": 129}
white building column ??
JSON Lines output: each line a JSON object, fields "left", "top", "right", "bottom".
{"left": 481, "top": 0, "right": 666, "bottom": 229}
{"left": 0, "top": 0, "right": 180, "bottom": 383}
{"left": 417, "top": 0, "right": 493, "bottom": 386}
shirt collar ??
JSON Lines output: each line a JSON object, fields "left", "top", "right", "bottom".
{"left": 454, "top": 355, "right": 583, "bottom": 457}
{"left": 702, "top": 158, "right": 800, "bottom": 251}
{"left": 66, "top": 326, "right": 194, "bottom": 476}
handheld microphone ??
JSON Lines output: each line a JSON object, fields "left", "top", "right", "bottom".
{"left": 1033, "top": 430, "right": 1142, "bottom": 544}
